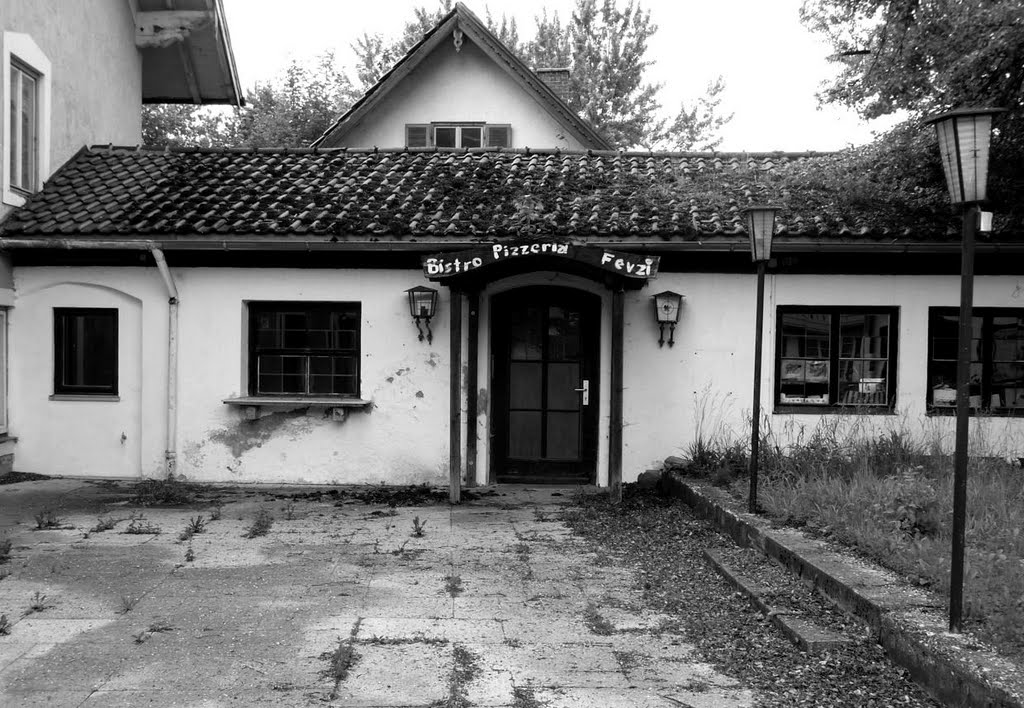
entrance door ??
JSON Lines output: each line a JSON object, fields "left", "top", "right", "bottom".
{"left": 492, "top": 287, "right": 600, "bottom": 484}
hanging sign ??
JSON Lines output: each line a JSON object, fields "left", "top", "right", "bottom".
{"left": 422, "top": 241, "right": 659, "bottom": 280}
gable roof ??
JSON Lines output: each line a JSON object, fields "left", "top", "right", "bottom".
{"left": 0, "top": 145, "right": 994, "bottom": 251}
{"left": 312, "top": 3, "right": 612, "bottom": 151}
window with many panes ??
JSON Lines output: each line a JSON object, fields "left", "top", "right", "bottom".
{"left": 54, "top": 308, "right": 118, "bottom": 396}
{"left": 927, "top": 308, "right": 1024, "bottom": 413}
{"left": 405, "top": 123, "right": 511, "bottom": 148}
{"left": 776, "top": 307, "right": 898, "bottom": 410}
{"left": 248, "top": 302, "right": 360, "bottom": 397}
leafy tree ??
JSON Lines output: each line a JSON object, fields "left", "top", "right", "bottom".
{"left": 144, "top": 51, "right": 359, "bottom": 149}
{"left": 801, "top": 0, "right": 1023, "bottom": 215}
{"left": 231, "top": 51, "right": 360, "bottom": 147}
{"left": 801, "top": 0, "right": 1023, "bottom": 119}
{"left": 141, "top": 104, "right": 232, "bottom": 148}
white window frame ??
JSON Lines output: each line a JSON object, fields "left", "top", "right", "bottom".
{"left": 2, "top": 32, "right": 51, "bottom": 207}
{"left": 405, "top": 123, "right": 511, "bottom": 149}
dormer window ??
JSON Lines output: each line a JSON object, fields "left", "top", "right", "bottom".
{"left": 406, "top": 123, "right": 511, "bottom": 149}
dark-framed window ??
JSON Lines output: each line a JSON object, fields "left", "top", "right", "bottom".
{"left": 405, "top": 123, "right": 511, "bottom": 148}
{"left": 54, "top": 308, "right": 118, "bottom": 395}
{"left": 928, "top": 308, "right": 1024, "bottom": 413}
{"left": 248, "top": 302, "right": 360, "bottom": 397}
{"left": 775, "top": 306, "right": 898, "bottom": 411}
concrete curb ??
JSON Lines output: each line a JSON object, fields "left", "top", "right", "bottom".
{"left": 664, "top": 473, "right": 1024, "bottom": 708}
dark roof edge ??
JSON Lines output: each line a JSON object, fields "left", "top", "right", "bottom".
{"left": 83, "top": 144, "right": 834, "bottom": 160}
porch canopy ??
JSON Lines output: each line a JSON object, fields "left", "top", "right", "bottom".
{"left": 423, "top": 239, "right": 660, "bottom": 504}
{"left": 421, "top": 239, "right": 660, "bottom": 290}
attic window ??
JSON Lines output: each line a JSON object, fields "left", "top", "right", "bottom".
{"left": 406, "top": 123, "right": 511, "bottom": 149}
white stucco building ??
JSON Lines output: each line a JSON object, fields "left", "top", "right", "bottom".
{"left": 1, "top": 3, "right": 1021, "bottom": 493}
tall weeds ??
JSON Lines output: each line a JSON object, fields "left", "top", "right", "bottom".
{"left": 684, "top": 414, "right": 1024, "bottom": 659}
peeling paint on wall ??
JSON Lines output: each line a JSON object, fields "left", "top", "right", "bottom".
{"left": 209, "top": 408, "right": 311, "bottom": 458}
{"left": 477, "top": 388, "right": 489, "bottom": 411}
{"left": 427, "top": 353, "right": 439, "bottom": 368}
{"left": 415, "top": 391, "right": 425, "bottom": 398}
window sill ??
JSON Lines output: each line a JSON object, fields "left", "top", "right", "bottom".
{"left": 927, "top": 407, "right": 1024, "bottom": 418}
{"left": 223, "top": 396, "right": 372, "bottom": 421}
{"left": 774, "top": 405, "right": 895, "bottom": 416}
{"left": 49, "top": 394, "right": 120, "bottom": 402}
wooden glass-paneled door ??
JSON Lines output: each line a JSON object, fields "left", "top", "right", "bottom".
{"left": 491, "top": 287, "right": 600, "bottom": 483}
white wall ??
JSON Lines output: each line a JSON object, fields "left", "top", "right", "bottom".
{"left": 1, "top": 0, "right": 141, "bottom": 220}
{"left": 10, "top": 265, "right": 1024, "bottom": 483}
{"left": 174, "top": 268, "right": 451, "bottom": 485}
{"left": 11, "top": 268, "right": 168, "bottom": 478}
{"left": 619, "top": 272, "right": 1024, "bottom": 481}
{"left": 340, "top": 36, "right": 589, "bottom": 151}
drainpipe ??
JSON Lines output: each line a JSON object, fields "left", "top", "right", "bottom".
{"left": 150, "top": 249, "right": 179, "bottom": 479}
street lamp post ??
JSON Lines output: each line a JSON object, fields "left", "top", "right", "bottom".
{"left": 743, "top": 206, "right": 778, "bottom": 514}
{"left": 924, "top": 107, "right": 1004, "bottom": 633}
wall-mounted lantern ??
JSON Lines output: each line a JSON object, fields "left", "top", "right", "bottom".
{"left": 405, "top": 286, "right": 438, "bottom": 343}
{"left": 652, "top": 290, "right": 683, "bottom": 347}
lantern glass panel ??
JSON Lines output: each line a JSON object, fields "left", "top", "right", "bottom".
{"left": 653, "top": 291, "right": 682, "bottom": 323}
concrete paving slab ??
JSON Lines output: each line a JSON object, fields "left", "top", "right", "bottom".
{"left": 0, "top": 689, "right": 98, "bottom": 707}
{"left": 0, "top": 481, "right": 761, "bottom": 707}
{"left": 332, "top": 643, "right": 451, "bottom": 706}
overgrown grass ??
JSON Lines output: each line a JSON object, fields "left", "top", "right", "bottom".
{"left": 683, "top": 416, "right": 1024, "bottom": 660}
{"left": 131, "top": 477, "right": 199, "bottom": 506}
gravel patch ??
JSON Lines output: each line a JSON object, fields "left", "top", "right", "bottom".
{"left": 560, "top": 487, "right": 941, "bottom": 707}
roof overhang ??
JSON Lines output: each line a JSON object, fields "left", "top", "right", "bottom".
{"left": 133, "top": 0, "right": 243, "bottom": 106}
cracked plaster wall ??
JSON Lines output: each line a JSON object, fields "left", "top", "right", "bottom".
{"left": 176, "top": 268, "right": 450, "bottom": 484}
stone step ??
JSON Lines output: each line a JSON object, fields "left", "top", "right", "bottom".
{"left": 703, "top": 548, "right": 852, "bottom": 653}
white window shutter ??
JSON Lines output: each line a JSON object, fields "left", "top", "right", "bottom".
{"left": 406, "top": 125, "right": 430, "bottom": 148}
{"left": 485, "top": 124, "right": 511, "bottom": 148}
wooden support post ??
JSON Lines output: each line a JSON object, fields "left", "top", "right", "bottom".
{"left": 449, "top": 289, "right": 463, "bottom": 504}
{"left": 609, "top": 288, "right": 625, "bottom": 502}
{"left": 465, "top": 290, "right": 479, "bottom": 487}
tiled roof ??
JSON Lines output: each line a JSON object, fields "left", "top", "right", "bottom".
{"left": 0, "top": 145, "right": 974, "bottom": 244}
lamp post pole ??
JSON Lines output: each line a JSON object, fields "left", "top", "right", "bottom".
{"left": 749, "top": 259, "right": 767, "bottom": 514}
{"left": 742, "top": 206, "right": 777, "bottom": 515}
{"left": 924, "top": 107, "right": 1003, "bottom": 633}
{"left": 949, "top": 202, "right": 978, "bottom": 632}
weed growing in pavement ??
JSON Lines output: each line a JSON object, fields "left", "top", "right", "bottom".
{"left": 582, "top": 603, "right": 614, "bottom": 636}
{"left": 503, "top": 637, "right": 522, "bottom": 648}
{"left": 0, "top": 613, "right": 10, "bottom": 636}
{"left": 133, "top": 621, "right": 174, "bottom": 645}
{"left": 178, "top": 515, "right": 206, "bottom": 541}
{"left": 90, "top": 516, "right": 119, "bottom": 533}
{"left": 209, "top": 502, "right": 224, "bottom": 521}
{"left": 431, "top": 644, "right": 481, "bottom": 708}
{"left": 131, "top": 477, "right": 198, "bottom": 506}
{"left": 124, "top": 514, "right": 161, "bottom": 535}
{"left": 118, "top": 595, "right": 139, "bottom": 614}
{"left": 244, "top": 509, "right": 273, "bottom": 538}
{"left": 0, "top": 537, "right": 11, "bottom": 563}
{"left": 282, "top": 500, "right": 296, "bottom": 520}
{"left": 184, "top": 545, "right": 195, "bottom": 563}
{"left": 613, "top": 649, "right": 642, "bottom": 674}
{"left": 511, "top": 685, "right": 544, "bottom": 708}
{"left": 443, "top": 574, "right": 464, "bottom": 597}
{"left": 33, "top": 509, "right": 64, "bottom": 529}
{"left": 411, "top": 516, "right": 427, "bottom": 537}
{"left": 320, "top": 619, "right": 362, "bottom": 700}
{"left": 27, "top": 591, "right": 51, "bottom": 614}
{"left": 0, "top": 568, "right": 9, "bottom": 582}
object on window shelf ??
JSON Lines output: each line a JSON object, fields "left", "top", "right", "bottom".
{"left": 933, "top": 387, "right": 956, "bottom": 406}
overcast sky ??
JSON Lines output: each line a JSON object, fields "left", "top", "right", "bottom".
{"left": 220, "top": 0, "right": 903, "bottom": 152}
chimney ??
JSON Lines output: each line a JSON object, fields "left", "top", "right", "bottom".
{"left": 536, "top": 68, "right": 571, "bottom": 102}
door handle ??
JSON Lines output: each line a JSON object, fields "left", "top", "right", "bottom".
{"left": 574, "top": 379, "right": 590, "bottom": 406}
